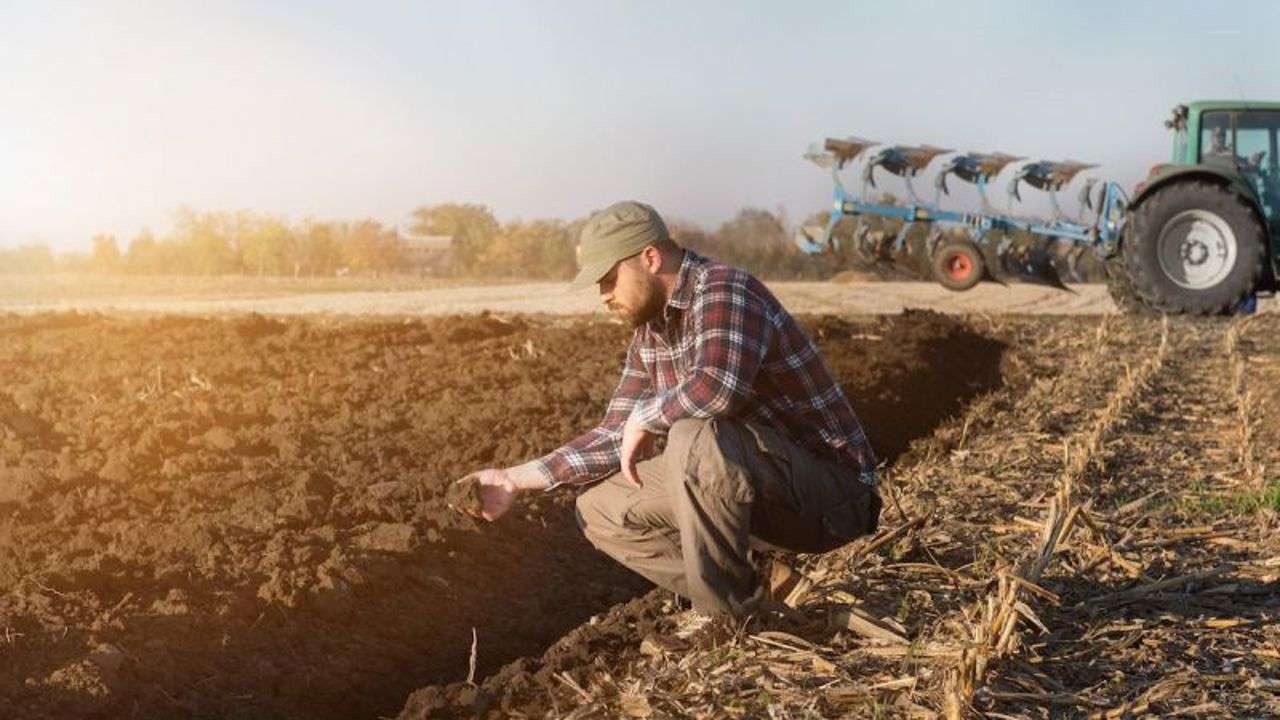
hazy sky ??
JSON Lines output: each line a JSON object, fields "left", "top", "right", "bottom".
{"left": 3, "top": 1, "right": 1279, "bottom": 252}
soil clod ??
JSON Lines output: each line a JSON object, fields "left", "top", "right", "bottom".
{"left": 446, "top": 474, "right": 486, "bottom": 518}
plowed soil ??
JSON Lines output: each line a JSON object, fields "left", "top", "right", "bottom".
{"left": 0, "top": 309, "right": 1009, "bottom": 719}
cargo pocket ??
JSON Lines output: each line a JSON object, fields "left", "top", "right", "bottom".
{"left": 741, "top": 422, "right": 797, "bottom": 507}
{"left": 817, "top": 485, "right": 881, "bottom": 552}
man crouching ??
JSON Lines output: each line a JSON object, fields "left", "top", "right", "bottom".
{"left": 459, "top": 200, "right": 881, "bottom": 623}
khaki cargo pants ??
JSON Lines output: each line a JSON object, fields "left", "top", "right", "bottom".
{"left": 575, "top": 417, "right": 881, "bottom": 617}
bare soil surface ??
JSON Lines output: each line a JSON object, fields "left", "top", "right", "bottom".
{"left": 0, "top": 309, "right": 1010, "bottom": 719}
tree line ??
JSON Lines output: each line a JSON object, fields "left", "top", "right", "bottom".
{"left": 1, "top": 204, "right": 844, "bottom": 280}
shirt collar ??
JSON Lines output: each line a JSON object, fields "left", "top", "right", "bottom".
{"left": 665, "top": 249, "right": 703, "bottom": 312}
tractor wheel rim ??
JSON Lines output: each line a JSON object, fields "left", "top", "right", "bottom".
{"left": 946, "top": 253, "right": 973, "bottom": 280}
{"left": 1156, "top": 209, "right": 1237, "bottom": 290}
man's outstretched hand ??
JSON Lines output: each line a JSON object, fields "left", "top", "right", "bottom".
{"left": 450, "top": 462, "right": 552, "bottom": 522}
{"left": 620, "top": 412, "right": 659, "bottom": 487}
{"left": 452, "top": 469, "right": 516, "bottom": 522}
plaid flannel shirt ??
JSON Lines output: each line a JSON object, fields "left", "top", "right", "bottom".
{"left": 535, "top": 250, "right": 876, "bottom": 488}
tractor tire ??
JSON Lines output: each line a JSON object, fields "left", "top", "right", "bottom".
{"left": 1104, "top": 254, "right": 1157, "bottom": 316}
{"left": 1123, "top": 181, "right": 1265, "bottom": 315}
{"left": 932, "top": 239, "right": 985, "bottom": 291}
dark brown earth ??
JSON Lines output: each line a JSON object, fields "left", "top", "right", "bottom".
{"left": 0, "top": 309, "right": 1008, "bottom": 719}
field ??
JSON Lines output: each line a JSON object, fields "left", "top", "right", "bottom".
{"left": 1, "top": 291, "right": 1277, "bottom": 718}
{"left": 14, "top": 273, "right": 1277, "bottom": 317}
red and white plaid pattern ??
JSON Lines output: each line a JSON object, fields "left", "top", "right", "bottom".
{"left": 537, "top": 251, "right": 875, "bottom": 488}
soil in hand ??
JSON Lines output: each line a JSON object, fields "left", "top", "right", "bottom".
{"left": 445, "top": 474, "right": 486, "bottom": 518}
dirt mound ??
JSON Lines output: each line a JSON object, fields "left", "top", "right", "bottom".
{"left": 807, "top": 309, "right": 1008, "bottom": 463}
{"left": 1, "top": 310, "right": 1008, "bottom": 719}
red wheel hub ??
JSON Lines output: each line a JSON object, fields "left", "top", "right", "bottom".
{"left": 945, "top": 252, "right": 973, "bottom": 280}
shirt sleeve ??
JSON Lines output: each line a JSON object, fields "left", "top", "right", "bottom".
{"left": 632, "top": 274, "right": 773, "bottom": 432}
{"left": 533, "top": 334, "right": 651, "bottom": 488}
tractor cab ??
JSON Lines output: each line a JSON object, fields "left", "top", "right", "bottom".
{"left": 1182, "top": 103, "right": 1280, "bottom": 222}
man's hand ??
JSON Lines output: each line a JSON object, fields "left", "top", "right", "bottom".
{"left": 620, "top": 412, "right": 659, "bottom": 487}
{"left": 455, "top": 469, "right": 517, "bottom": 521}
{"left": 452, "top": 462, "right": 552, "bottom": 522}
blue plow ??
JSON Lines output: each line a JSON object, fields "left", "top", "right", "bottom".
{"left": 797, "top": 138, "right": 1128, "bottom": 290}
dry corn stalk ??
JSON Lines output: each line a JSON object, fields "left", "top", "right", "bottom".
{"left": 942, "top": 318, "right": 1170, "bottom": 719}
{"left": 1224, "top": 318, "right": 1263, "bottom": 491}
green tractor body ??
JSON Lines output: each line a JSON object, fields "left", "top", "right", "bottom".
{"left": 1113, "top": 101, "right": 1280, "bottom": 313}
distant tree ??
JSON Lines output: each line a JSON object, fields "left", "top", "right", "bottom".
{"left": 408, "top": 202, "right": 498, "bottom": 239}
{"left": 564, "top": 214, "right": 590, "bottom": 246}
{"left": 172, "top": 208, "right": 239, "bottom": 275}
{"left": 239, "top": 214, "right": 295, "bottom": 276}
{"left": 0, "top": 244, "right": 56, "bottom": 274}
{"left": 671, "top": 208, "right": 833, "bottom": 279}
{"left": 716, "top": 208, "right": 788, "bottom": 247}
{"left": 408, "top": 203, "right": 499, "bottom": 273}
{"left": 340, "top": 220, "right": 405, "bottom": 276}
{"left": 296, "top": 220, "right": 344, "bottom": 277}
{"left": 56, "top": 250, "right": 92, "bottom": 273}
{"left": 124, "top": 230, "right": 160, "bottom": 274}
{"left": 474, "top": 220, "right": 575, "bottom": 279}
{"left": 52, "top": 202, "right": 844, "bottom": 280}
{"left": 90, "top": 234, "right": 122, "bottom": 273}
{"left": 668, "top": 220, "right": 711, "bottom": 251}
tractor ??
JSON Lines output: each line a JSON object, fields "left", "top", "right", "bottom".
{"left": 1108, "top": 101, "right": 1279, "bottom": 314}
{"left": 799, "top": 101, "right": 1279, "bottom": 315}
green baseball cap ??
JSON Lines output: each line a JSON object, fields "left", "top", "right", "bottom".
{"left": 569, "top": 201, "right": 671, "bottom": 291}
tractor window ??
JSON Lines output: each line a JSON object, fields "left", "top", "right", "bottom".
{"left": 1198, "top": 111, "right": 1234, "bottom": 169}
{"left": 1235, "top": 110, "right": 1280, "bottom": 175}
{"left": 1235, "top": 128, "right": 1269, "bottom": 173}
{"left": 1236, "top": 110, "right": 1280, "bottom": 218}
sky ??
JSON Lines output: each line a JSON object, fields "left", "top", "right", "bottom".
{"left": 2, "top": 1, "right": 1279, "bottom": 252}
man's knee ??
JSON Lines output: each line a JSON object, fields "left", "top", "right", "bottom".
{"left": 574, "top": 489, "right": 616, "bottom": 555}
{"left": 574, "top": 479, "right": 633, "bottom": 544}
{"left": 574, "top": 487, "right": 605, "bottom": 534}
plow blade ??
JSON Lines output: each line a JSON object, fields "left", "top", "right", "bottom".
{"left": 935, "top": 152, "right": 1024, "bottom": 195}
{"left": 823, "top": 136, "right": 878, "bottom": 163}
{"left": 1008, "top": 159, "right": 1098, "bottom": 202}
{"left": 852, "top": 226, "right": 927, "bottom": 279}
{"left": 864, "top": 144, "right": 953, "bottom": 185}
{"left": 991, "top": 238, "right": 1072, "bottom": 290}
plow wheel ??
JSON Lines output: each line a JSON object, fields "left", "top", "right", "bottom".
{"left": 932, "top": 239, "right": 985, "bottom": 291}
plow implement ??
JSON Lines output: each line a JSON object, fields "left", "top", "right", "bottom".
{"left": 797, "top": 137, "right": 1128, "bottom": 290}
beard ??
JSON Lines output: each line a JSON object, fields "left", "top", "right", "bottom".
{"left": 615, "top": 283, "right": 666, "bottom": 328}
